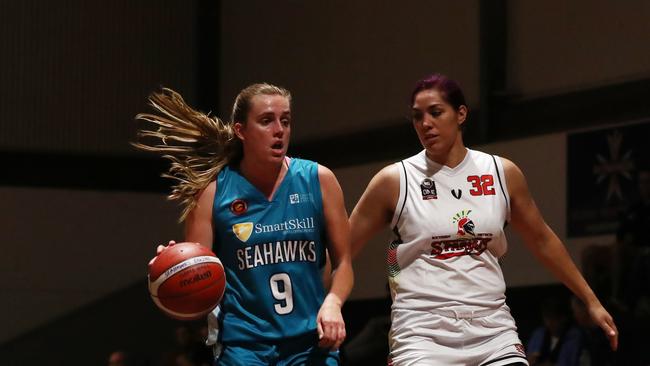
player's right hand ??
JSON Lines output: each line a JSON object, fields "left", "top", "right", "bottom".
{"left": 317, "top": 294, "right": 346, "bottom": 351}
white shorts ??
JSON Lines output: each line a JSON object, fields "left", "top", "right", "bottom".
{"left": 389, "top": 305, "right": 528, "bottom": 366}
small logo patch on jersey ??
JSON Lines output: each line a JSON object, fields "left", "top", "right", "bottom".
{"left": 420, "top": 178, "right": 438, "bottom": 200}
{"left": 451, "top": 189, "right": 462, "bottom": 199}
{"left": 232, "top": 222, "right": 254, "bottom": 242}
{"left": 230, "top": 199, "right": 248, "bottom": 215}
{"left": 289, "top": 193, "right": 313, "bottom": 204}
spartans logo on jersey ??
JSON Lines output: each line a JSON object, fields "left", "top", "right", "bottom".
{"left": 429, "top": 210, "right": 492, "bottom": 259}
{"left": 453, "top": 210, "right": 475, "bottom": 236}
{"left": 232, "top": 222, "right": 254, "bottom": 242}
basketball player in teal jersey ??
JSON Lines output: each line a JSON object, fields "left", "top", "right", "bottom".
{"left": 136, "top": 83, "right": 353, "bottom": 365}
{"left": 348, "top": 74, "right": 618, "bottom": 366}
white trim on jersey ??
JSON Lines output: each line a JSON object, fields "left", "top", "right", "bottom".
{"left": 491, "top": 154, "right": 511, "bottom": 223}
{"left": 390, "top": 161, "right": 408, "bottom": 230}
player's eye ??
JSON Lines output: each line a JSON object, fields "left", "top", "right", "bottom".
{"left": 428, "top": 109, "right": 442, "bottom": 118}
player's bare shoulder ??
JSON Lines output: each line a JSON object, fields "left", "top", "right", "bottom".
{"left": 373, "top": 163, "right": 400, "bottom": 190}
{"left": 317, "top": 164, "right": 337, "bottom": 183}
{"left": 365, "top": 163, "right": 401, "bottom": 215}
{"left": 499, "top": 157, "right": 528, "bottom": 198}
{"left": 499, "top": 157, "right": 517, "bottom": 173}
{"left": 195, "top": 180, "right": 217, "bottom": 210}
{"left": 317, "top": 164, "right": 344, "bottom": 197}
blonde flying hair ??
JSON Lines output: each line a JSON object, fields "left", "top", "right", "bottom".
{"left": 134, "top": 83, "right": 291, "bottom": 221}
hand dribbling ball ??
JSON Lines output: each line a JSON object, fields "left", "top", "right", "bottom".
{"left": 148, "top": 242, "right": 226, "bottom": 320}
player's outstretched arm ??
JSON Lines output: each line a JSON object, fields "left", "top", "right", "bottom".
{"left": 504, "top": 158, "right": 618, "bottom": 350}
{"left": 317, "top": 165, "right": 354, "bottom": 351}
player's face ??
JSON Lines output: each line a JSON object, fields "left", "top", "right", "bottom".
{"left": 411, "top": 88, "right": 466, "bottom": 157}
{"left": 235, "top": 94, "right": 291, "bottom": 165}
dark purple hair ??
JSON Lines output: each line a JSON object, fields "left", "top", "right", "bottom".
{"left": 409, "top": 73, "right": 467, "bottom": 111}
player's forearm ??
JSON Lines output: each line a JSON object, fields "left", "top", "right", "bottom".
{"left": 325, "top": 259, "right": 354, "bottom": 307}
{"left": 530, "top": 230, "right": 599, "bottom": 306}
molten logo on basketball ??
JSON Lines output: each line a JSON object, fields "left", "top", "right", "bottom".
{"left": 233, "top": 222, "right": 254, "bottom": 242}
{"left": 179, "top": 270, "right": 213, "bottom": 287}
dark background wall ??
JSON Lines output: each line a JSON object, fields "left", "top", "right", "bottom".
{"left": 1, "top": 0, "right": 649, "bottom": 364}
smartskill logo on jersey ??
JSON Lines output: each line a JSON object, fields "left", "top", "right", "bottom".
{"left": 429, "top": 210, "right": 492, "bottom": 260}
{"left": 232, "top": 217, "right": 316, "bottom": 243}
{"left": 232, "top": 217, "right": 318, "bottom": 270}
{"left": 233, "top": 222, "right": 254, "bottom": 242}
{"left": 255, "top": 217, "right": 316, "bottom": 235}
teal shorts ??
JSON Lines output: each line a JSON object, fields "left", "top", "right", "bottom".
{"left": 215, "top": 332, "right": 339, "bottom": 366}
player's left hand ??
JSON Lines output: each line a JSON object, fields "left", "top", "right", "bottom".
{"left": 588, "top": 302, "right": 618, "bottom": 351}
{"left": 317, "top": 294, "right": 346, "bottom": 351}
{"left": 148, "top": 240, "right": 177, "bottom": 267}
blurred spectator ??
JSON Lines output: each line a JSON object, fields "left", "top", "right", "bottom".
{"left": 159, "top": 324, "right": 212, "bottom": 366}
{"left": 175, "top": 353, "right": 196, "bottom": 366}
{"left": 108, "top": 350, "right": 131, "bottom": 366}
{"left": 526, "top": 297, "right": 583, "bottom": 366}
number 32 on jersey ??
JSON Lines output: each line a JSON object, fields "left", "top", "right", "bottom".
{"left": 467, "top": 175, "right": 495, "bottom": 196}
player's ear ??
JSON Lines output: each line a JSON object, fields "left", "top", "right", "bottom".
{"left": 457, "top": 105, "right": 468, "bottom": 127}
{"left": 233, "top": 122, "right": 245, "bottom": 140}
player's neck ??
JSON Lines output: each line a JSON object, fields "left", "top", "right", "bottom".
{"left": 426, "top": 141, "right": 467, "bottom": 168}
{"left": 239, "top": 157, "right": 288, "bottom": 199}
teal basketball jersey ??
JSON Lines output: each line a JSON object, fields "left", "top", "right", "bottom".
{"left": 211, "top": 158, "right": 327, "bottom": 343}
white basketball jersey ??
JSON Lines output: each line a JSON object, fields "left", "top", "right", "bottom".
{"left": 389, "top": 148, "right": 511, "bottom": 312}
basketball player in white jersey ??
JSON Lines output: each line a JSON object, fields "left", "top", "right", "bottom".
{"left": 349, "top": 74, "right": 618, "bottom": 366}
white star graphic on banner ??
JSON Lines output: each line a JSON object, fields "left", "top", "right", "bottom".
{"left": 593, "top": 130, "right": 634, "bottom": 202}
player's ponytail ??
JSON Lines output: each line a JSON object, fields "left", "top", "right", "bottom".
{"left": 133, "top": 88, "right": 240, "bottom": 221}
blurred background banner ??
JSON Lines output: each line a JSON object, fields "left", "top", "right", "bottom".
{"left": 567, "top": 120, "right": 650, "bottom": 237}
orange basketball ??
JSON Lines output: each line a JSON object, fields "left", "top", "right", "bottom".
{"left": 148, "top": 242, "right": 226, "bottom": 320}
